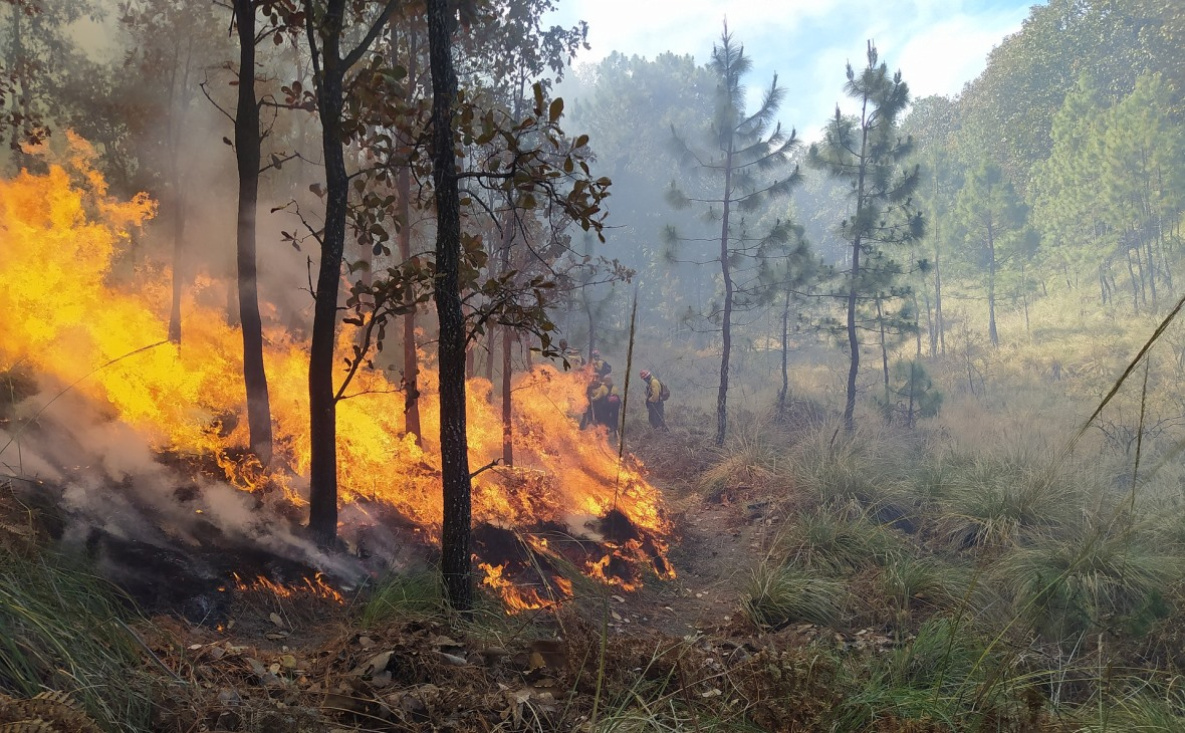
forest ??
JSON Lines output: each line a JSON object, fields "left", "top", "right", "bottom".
{"left": 2, "top": 0, "right": 1185, "bottom": 730}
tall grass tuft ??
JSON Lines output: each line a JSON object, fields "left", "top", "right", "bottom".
{"left": 937, "top": 454, "right": 1076, "bottom": 549}
{"left": 781, "top": 509, "right": 902, "bottom": 574}
{"left": 358, "top": 570, "right": 445, "bottom": 627}
{"left": 0, "top": 552, "right": 153, "bottom": 731}
{"left": 694, "top": 418, "right": 784, "bottom": 497}
{"left": 743, "top": 566, "right": 847, "bottom": 629}
{"left": 992, "top": 523, "right": 1183, "bottom": 643}
{"left": 787, "top": 422, "right": 915, "bottom": 511}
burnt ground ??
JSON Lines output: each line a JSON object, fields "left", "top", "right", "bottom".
{"left": 0, "top": 421, "right": 915, "bottom": 733}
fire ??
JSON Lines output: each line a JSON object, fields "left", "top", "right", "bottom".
{"left": 478, "top": 561, "right": 570, "bottom": 612}
{"left": 231, "top": 572, "right": 346, "bottom": 604}
{"left": 0, "top": 136, "right": 672, "bottom": 605}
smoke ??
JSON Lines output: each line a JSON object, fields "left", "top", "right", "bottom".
{"left": 0, "top": 380, "right": 367, "bottom": 585}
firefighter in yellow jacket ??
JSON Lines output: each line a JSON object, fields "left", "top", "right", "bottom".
{"left": 640, "top": 370, "right": 669, "bottom": 431}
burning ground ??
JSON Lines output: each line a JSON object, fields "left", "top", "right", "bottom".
{"left": 0, "top": 136, "right": 673, "bottom": 613}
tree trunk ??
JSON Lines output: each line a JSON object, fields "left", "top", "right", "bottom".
{"left": 777, "top": 287, "right": 789, "bottom": 416}
{"left": 923, "top": 291, "right": 935, "bottom": 358}
{"left": 1132, "top": 238, "right": 1147, "bottom": 309}
{"left": 1145, "top": 236, "right": 1158, "bottom": 310}
{"left": 876, "top": 296, "right": 889, "bottom": 394}
{"left": 168, "top": 178, "right": 186, "bottom": 344}
{"left": 397, "top": 165, "right": 422, "bottom": 444}
{"left": 715, "top": 146, "right": 734, "bottom": 447}
{"left": 913, "top": 293, "right": 921, "bottom": 358}
{"left": 393, "top": 26, "right": 422, "bottom": 446}
{"left": 843, "top": 94, "right": 871, "bottom": 435}
{"left": 427, "top": 0, "right": 473, "bottom": 612}
{"left": 234, "top": 0, "right": 273, "bottom": 465}
{"left": 307, "top": 6, "right": 351, "bottom": 548}
{"left": 933, "top": 175, "right": 945, "bottom": 355}
{"left": 502, "top": 325, "right": 513, "bottom": 466}
{"left": 987, "top": 218, "right": 998, "bottom": 348}
{"left": 1126, "top": 248, "right": 1140, "bottom": 314}
{"left": 484, "top": 330, "right": 495, "bottom": 382}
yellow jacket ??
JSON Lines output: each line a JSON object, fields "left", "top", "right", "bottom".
{"left": 589, "top": 383, "right": 609, "bottom": 402}
{"left": 645, "top": 376, "right": 663, "bottom": 403}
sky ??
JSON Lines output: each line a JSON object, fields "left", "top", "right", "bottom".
{"left": 548, "top": 0, "right": 1039, "bottom": 136}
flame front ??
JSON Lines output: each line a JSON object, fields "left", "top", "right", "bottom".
{"left": 0, "top": 136, "right": 672, "bottom": 600}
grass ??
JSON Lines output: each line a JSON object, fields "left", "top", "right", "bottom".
{"left": 992, "top": 523, "right": 1183, "bottom": 643}
{"left": 935, "top": 453, "right": 1077, "bottom": 550}
{"left": 0, "top": 551, "right": 154, "bottom": 731}
{"left": 781, "top": 508, "right": 903, "bottom": 574}
{"left": 742, "top": 566, "right": 847, "bottom": 629}
{"left": 879, "top": 553, "right": 964, "bottom": 612}
{"left": 357, "top": 569, "right": 446, "bottom": 627}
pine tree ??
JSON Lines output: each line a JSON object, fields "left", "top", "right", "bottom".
{"left": 954, "top": 160, "right": 1027, "bottom": 348}
{"left": 810, "top": 41, "right": 922, "bottom": 434}
{"left": 665, "top": 23, "right": 800, "bottom": 446}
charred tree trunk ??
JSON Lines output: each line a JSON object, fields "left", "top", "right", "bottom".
{"left": 393, "top": 27, "right": 422, "bottom": 446}
{"left": 234, "top": 0, "right": 273, "bottom": 465}
{"left": 502, "top": 325, "right": 513, "bottom": 466}
{"left": 307, "top": 47, "right": 347, "bottom": 548}
{"left": 427, "top": 0, "right": 473, "bottom": 612}
{"left": 168, "top": 178, "right": 186, "bottom": 344}
{"left": 497, "top": 210, "right": 515, "bottom": 465}
{"left": 167, "top": 38, "right": 194, "bottom": 345}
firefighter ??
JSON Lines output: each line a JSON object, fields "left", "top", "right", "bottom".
{"left": 601, "top": 376, "right": 621, "bottom": 439}
{"left": 581, "top": 375, "right": 605, "bottom": 429}
{"left": 590, "top": 349, "right": 612, "bottom": 378}
{"left": 640, "top": 369, "right": 669, "bottom": 432}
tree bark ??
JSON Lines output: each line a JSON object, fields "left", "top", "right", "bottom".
{"left": 715, "top": 144, "right": 734, "bottom": 447}
{"left": 987, "top": 217, "right": 998, "bottom": 348}
{"left": 397, "top": 164, "right": 422, "bottom": 445}
{"left": 502, "top": 325, "right": 513, "bottom": 466}
{"left": 167, "top": 37, "right": 195, "bottom": 345}
{"left": 777, "top": 287, "right": 790, "bottom": 416}
{"left": 234, "top": 0, "right": 273, "bottom": 465}
{"left": 427, "top": 0, "right": 473, "bottom": 612}
{"left": 843, "top": 94, "right": 871, "bottom": 435}
{"left": 306, "top": 1, "right": 352, "bottom": 547}
{"left": 876, "top": 295, "right": 889, "bottom": 394}
{"left": 932, "top": 175, "right": 944, "bottom": 356}
{"left": 394, "top": 26, "right": 422, "bottom": 446}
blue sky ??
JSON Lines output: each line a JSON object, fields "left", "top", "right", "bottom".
{"left": 549, "top": 0, "right": 1039, "bottom": 137}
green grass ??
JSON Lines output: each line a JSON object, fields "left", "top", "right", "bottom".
{"left": 879, "top": 553, "right": 964, "bottom": 612}
{"left": 935, "top": 453, "right": 1078, "bottom": 550}
{"left": 0, "top": 552, "right": 154, "bottom": 731}
{"left": 357, "top": 569, "right": 446, "bottom": 627}
{"left": 742, "top": 566, "right": 847, "bottom": 629}
{"left": 781, "top": 509, "right": 903, "bottom": 574}
{"left": 992, "top": 523, "right": 1183, "bottom": 643}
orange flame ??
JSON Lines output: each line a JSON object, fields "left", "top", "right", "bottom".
{"left": 0, "top": 135, "right": 672, "bottom": 605}
{"left": 231, "top": 571, "right": 346, "bottom": 604}
{"left": 478, "top": 562, "right": 571, "bottom": 613}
